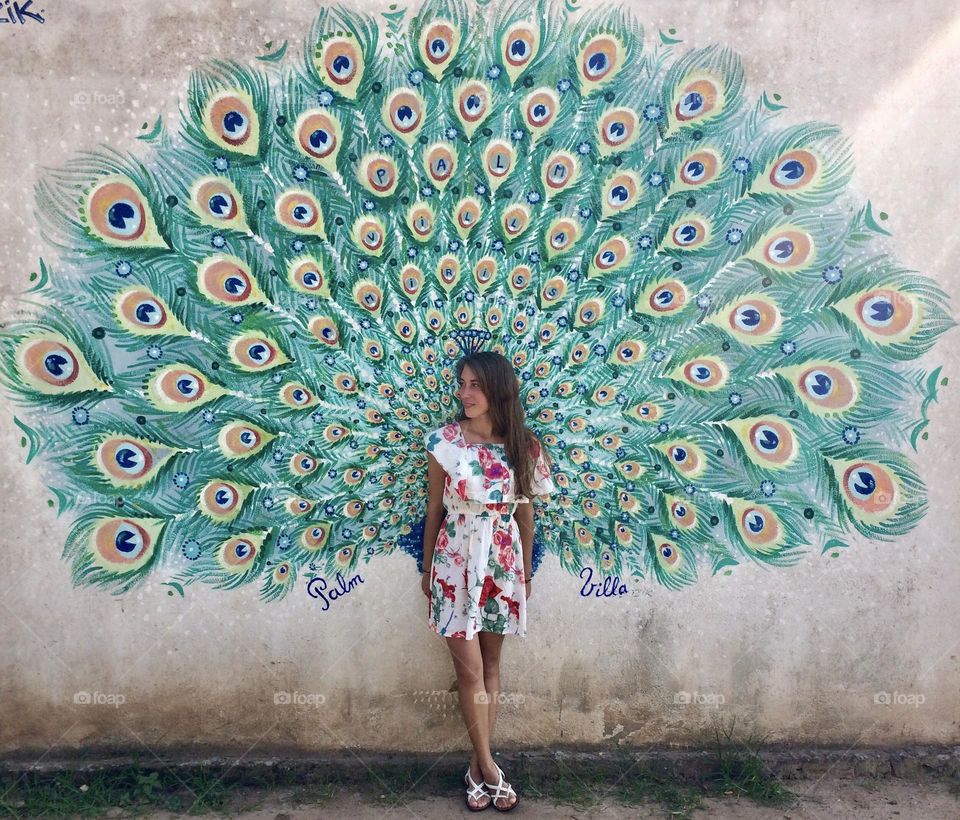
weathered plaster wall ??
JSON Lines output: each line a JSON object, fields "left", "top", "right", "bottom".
{"left": 0, "top": 0, "right": 957, "bottom": 761}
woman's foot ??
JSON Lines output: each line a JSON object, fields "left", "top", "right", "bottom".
{"left": 464, "top": 761, "right": 491, "bottom": 811}
{"left": 479, "top": 759, "right": 518, "bottom": 811}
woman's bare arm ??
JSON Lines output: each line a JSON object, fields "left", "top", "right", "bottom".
{"left": 513, "top": 501, "right": 534, "bottom": 582}
{"left": 422, "top": 451, "right": 447, "bottom": 574}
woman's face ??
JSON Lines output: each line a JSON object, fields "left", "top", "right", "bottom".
{"left": 457, "top": 364, "right": 489, "bottom": 418}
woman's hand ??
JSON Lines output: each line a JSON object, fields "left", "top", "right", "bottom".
{"left": 524, "top": 580, "right": 532, "bottom": 601}
{"left": 421, "top": 571, "right": 430, "bottom": 599}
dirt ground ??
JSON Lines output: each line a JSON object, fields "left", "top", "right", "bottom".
{"left": 136, "top": 775, "right": 959, "bottom": 819}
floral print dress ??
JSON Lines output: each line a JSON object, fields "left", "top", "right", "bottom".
{"left": 425, "top": 420, "right": 556, "bottom": 640}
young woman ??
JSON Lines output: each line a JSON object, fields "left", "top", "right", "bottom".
{"left": 421, "top": 351, "right": 556, "bottom": 812}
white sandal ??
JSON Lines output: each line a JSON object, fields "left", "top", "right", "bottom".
{"left": 464, "top": 764, "right": 491, "bottom": 811}
{"left": 483, "top": 762, "right": 519, "bottom": 812}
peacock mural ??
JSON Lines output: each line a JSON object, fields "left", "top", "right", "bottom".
{"left": 0, "top": 0, "right": 952, "bottom": 602}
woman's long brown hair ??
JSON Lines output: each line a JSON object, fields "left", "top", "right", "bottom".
{"left": 452, "top": 351, "right": 553, "bottom": 499}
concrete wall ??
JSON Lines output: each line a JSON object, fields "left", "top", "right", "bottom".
{"left": 1, "top": 0, "right": 958, "bottom": 760}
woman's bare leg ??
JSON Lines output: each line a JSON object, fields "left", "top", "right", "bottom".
{"left": 445, "top": 635, "right": 492, "bottom": 809}
{"left": 471, "top": 631, "right": 516, "bottom": 809}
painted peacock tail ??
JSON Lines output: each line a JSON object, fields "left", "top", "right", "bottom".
{"left": 0, "top": 0, "right": 952, "bottom": 601}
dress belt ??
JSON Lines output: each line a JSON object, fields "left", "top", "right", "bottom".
{"left": 444, "top": 498, "right": 524, "bottom": 516}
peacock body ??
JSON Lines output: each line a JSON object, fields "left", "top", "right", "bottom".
{"left": 0, "top": 0, "right": 952, "bottom": 601}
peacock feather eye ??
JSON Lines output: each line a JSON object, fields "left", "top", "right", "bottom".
{"left": 501, "top": 22, "right": 539, "bottom": 82}
{"left": 352, "top": 216, "right": 386, "bottom": 255}
{"left": 597, "top": 107, "right": 640, "bottom": 156}
{"left": 353, "top": 280, "right": 383, "bottom": 315}
{"left": 203, "top": 90, "right": 260, "bottom": 155}
{"left": 654, "top": 536, "right": 682, "bottom": 568}
{"left": 601, "top": 171, "right": 641, "bottom": 216}
{"left": 229, "top": 333, "right": 289, "bottom": 372}
{"left": 197, "top": 254, "right": 267, "bottom": 306}
{"left": 676, "top": 149, "right": 722, "bottom": 188}
{"left": 675, "top": 357, "right": 728, "bottom": 391}
{"left": 280, "top": 382, "right": 318, "bottom": 409}
{"left": 218, "top": 421, "right": 275, "bottom": 459}
{"left": 90, "top": 517, "right": 163, "bottom": 573}
{"left": 418, "top": 19, "right": 461, "bottom": 80}
{"left": 833, "top": 460, "right": 901, "bottom": 522}
{"left": 407, "top": 202, "right": 435, "bottom": 242}
{"left": 753, "top": 227, "right": 814, "bottom": 270}
{"left": 191, "top": 176, "right": 248, "bottom": 231}
{"left": 728, "top": 417, "right": 799, "bottom": 469}
{"left": 437, "top": 255, "right": 461, "bottom": 288}
{"left": 783, "top": 361, "right": 860, "bottom": 414}
{"left": 833, "top": 287, "right": 923, "bottom": 343}
{"left": 627, "top": 401, "right": 662, "bottom": 422}
{"left": 500, "top": 204, "right": 530, "bottom": 240}
{"left": 453, "top": 80, "right": 492, "bottom": 138}
{"left": 472, "top": 257, "right": 496, "bottom": 287}
{"left": 285, "top": 497, "right": 314, "bottom": 516}
{"left": 288, "top": 256, "right": 330, "bottom": 296}
{"left": 522, "top": 88, "right": 560, "bottom": 140}
{"left": 83, "top": 175, "right": 166, "bottom": 248}
{"left": 573, "top": 297, "right": 605, "bottom": 328}
{"left": 276, "top": 189, "right": 326, "bottom": 236}
{"left": 216, "top": 533, "right": 263, "bottom": 573}
{"left": 95, "top": 435, "right": 184, "bottom": 489}
{"left": 454, "top": 197, "right": 482, "bottom": 237}
{"left": 290, "top": 452, "right": 318, "bottom": 476}
{"left": 712, "top": 294, "right": 782, "bottom": 343}
{"left": 768, "top": 149, "right": 819, "bottom": 191}
{"left": 424, "top": 142, "right": 457, "bottom": 189}
{"left": 547, "top": 217, "right": 581, "bottom": 257}
{"left": 308, "top": 315, "right": 341, "bottom": 347}
{"left": 317, "top": 36, "right": 365, "bottom": 98}
{"left": 115, "top": 287, "right": 188, "bottom": 337}
{"left": 540, "top": 277, "right": 567, "bottom": 306}
{"left": 731, "top": 501, "right": 784, "bottom": 553}
{"left": 591, "top": 384, "right": 618, "bottom": 405}
{"left": 510, "top": 265, "right": 533, "bottom": 294}
{"left": 656, "top": 439, "right": 706, "bottom": 478}
{"left": 148, "top": 365, "right": 228, "bottom": 412}
{"left": 16, "top": 335, "right": 111, "bottom": 394}
{"left": 485, "top": 306, "right": 504, "bottom": 329}
{"left": 483, "top": 140, "right": 516, "bottom": 191}
{"left": 669, "top": 498, "right": 698, "bottom": 529}
{"left": 578, "top": 34, "right": 624, "bottom": 91}
{"left": 300, "top": 523, "right": 331, "bottom": 551}
{"left": 567, "top": 343, "right": 590, "bottom": 367}
{"left": 295, "top": 109, "right": 342, "bottom": 167}
{"left": 670, "top": 74, "right": 723, "bottom": 126}
{"left": 358, "top": 153, "right": 399, "bottom": 198}
{"left": 541, "top": 151, "right": 579, "bottom": 198}
{"left": 200, "top": 479, "right": 250, "bottom": 522}
{"left": 383, "top": 87, "right": 426, "bottom": 144}
{"left": 392, "top": 318, "right": 416, "bottom": 345}
{"left": 588, "top": 235, "right": 630, "bottom": 276}
{"left": 400, "top": 264, "right": 424, "bottom": 297}
{"left": 664, "top": 215, "right": 712, "bottom": 250}
{"left": 273, "top": 563, "right": 292, "bottom": 584}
